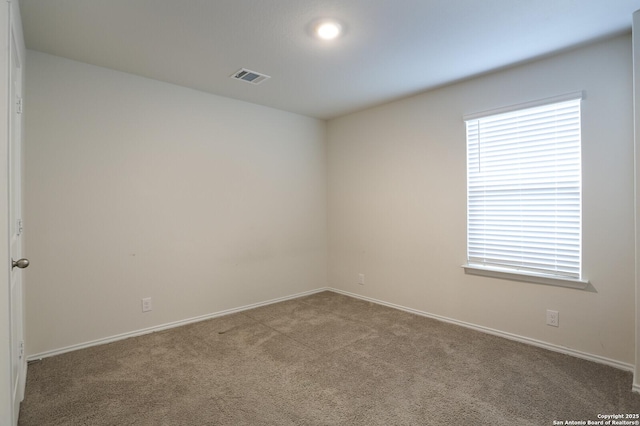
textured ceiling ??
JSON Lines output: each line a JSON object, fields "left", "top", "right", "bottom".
{"left": 19, "top": 0, "right": 640, "bottom": 119}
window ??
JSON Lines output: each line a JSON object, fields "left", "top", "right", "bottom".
{"left": 463, "top": 93, "right": 588, "bottom": 289}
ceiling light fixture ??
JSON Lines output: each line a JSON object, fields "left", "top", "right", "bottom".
{"left": 314, "top": 20, "right": 342, "bottom": 40}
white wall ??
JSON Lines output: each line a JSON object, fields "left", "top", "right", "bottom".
{"left": 23, "top": 34, "right": 637, "bottom": 370}
{"left": 328, "top": 34, "right": 635, "bottom": 365}
{"left": 24, "top": 51, "right": 327, "bottom": 356}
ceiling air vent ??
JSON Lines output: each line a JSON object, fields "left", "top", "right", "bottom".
{"left": 230, "top": 68, "right": 271, "bottom": 85}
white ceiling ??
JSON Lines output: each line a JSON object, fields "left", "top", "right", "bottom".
{"left": 19, "top": 0, "right": 640, "bottom": 119}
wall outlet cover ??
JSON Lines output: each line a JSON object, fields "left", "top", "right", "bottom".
{"left": 142, "top": 297, "right": 152, "bottom": 313}
{"left": 546, "top": 309, "right": 559, "bottom": 327}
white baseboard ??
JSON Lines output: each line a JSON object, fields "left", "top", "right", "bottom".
{"left": 28, "top": 286, "right": 635, "bottom": 378}
{"left": 633, "top": 383, "right": 640, "bottom": 394}
{"left": 27, "top": 287, "right": 330, "bottom": 361}
{"left": 328, "top": 288, "right": 635, "bottom": 373}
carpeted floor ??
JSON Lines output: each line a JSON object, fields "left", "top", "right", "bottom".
{"left": 18, "top": 291, "right": 640, "bottom": 425}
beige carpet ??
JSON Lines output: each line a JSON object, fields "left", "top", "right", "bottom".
{"left": 19, "top": 291, "right": 640, "bottom": 425}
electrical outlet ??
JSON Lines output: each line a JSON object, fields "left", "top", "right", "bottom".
{"left": 358, "top": 273, "right": 365, "bottom": 285}
{"left": 546, "top": 309, "right": 559, "bottom": 327}
{"left": 142, "top": 297, "right": 152, "bottom": 313}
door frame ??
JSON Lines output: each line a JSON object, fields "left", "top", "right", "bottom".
{"left": 8, "top": 0, "right": 25, "bottom": 419}
{"left": 1, "top": 1, "right": 25, "bottom": 424}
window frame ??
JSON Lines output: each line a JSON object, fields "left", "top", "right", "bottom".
{"left": 462, "top": 92, "right": 589, "bottom": 290}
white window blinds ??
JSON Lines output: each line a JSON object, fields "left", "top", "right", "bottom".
{"left": 465, "top": 96, "right": 582, "bottom": 280}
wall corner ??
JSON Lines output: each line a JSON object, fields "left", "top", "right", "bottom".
{"left": 633, "top": 8, "right": 640, "bottom": 393}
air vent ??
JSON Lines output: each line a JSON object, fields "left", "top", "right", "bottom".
{"left": 230, "top": 68, "right": 271, "bottom": 85}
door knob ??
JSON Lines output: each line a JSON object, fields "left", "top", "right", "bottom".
{"left": 12, "top": 258, "right": 29, "bottom": 269}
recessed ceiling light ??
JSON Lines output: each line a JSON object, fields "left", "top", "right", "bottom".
{"left": 315, "top": 20, "right": 342, "bottom": 40}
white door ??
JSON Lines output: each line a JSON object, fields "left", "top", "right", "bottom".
{"left": 8, "top": 1, "right": 26, "bottom": 423}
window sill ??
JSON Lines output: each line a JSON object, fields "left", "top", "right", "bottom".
{"left": 462, "top": 264, "right": 590, "bottom": 290}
